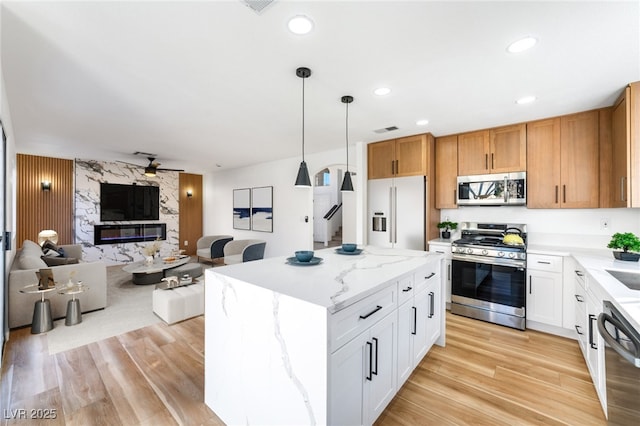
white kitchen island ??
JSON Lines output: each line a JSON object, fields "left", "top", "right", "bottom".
{"left": 204, "top": 246, "right": 445, "bottom": 426}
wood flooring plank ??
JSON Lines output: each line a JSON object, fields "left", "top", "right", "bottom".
{"left": 5, "top": 388, "right": 65, "bottom": 426}
{"left": 123, "top": 336, "right": 216, "bottom": 425}
{"left": 88, "top": 337, "right": 174, "bottom": 425}
{"left": 54, "top": 345, "right": 109, "bottom": 415}
{"left": 63, "top": 397, "right": 122, "bottom": 426}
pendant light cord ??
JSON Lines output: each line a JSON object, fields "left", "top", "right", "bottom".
{"left": 301, "top": 76, "right": 305, "bottom": 162}
{"left": 345, "top": 101, "right": 349, "bottom": 171}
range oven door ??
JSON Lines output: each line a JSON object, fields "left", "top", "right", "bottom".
{"left": 451, "top": 255, "right": 526, "bottom": 318}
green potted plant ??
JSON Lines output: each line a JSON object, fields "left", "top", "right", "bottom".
{"left": 607, "top": 232, "right": 640, "bottom": 262}
{"left": 437, "top": 221, "right": 458, "bottom": 239}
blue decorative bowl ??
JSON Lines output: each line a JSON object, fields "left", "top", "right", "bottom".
{"left": 341, "top": 243, "right": 357, "bottom": 252}
{"left": 295, "top": 251, "right": 314, "bottom": 262}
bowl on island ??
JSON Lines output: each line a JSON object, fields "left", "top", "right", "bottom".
{"left": 341, "top": 243, "right": 357, "bottom": 252}
{"left": 294, "top": 250, "right": 314, "bottom": 262}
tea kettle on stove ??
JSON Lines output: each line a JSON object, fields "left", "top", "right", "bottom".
{"left": 502, "top": 227, "right": 524, "bottom": 246}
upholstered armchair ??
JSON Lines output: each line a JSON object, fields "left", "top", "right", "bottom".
{"left": 196, "top": 235, "right": 234, "bottom": 264}
{"left": 223, "top": 239, "right": 266, "bottom": 265}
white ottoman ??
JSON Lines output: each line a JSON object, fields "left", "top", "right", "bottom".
{"left": 152, "top": 282, "right": 205, "bottom": 324}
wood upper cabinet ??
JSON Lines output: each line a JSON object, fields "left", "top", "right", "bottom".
{"left": 368, "top": 134, "right": 427, "bottom": 179}
{"left": 435, "top": 135, "right": 458, "bottom": 208}
{"left": 457, "top": 124, "right": 526, "bottom": 176}
{"left": 527, "top": 111, "right": 600, "bottom": 208}
{"left": 611, "top": 81, "right": 640, "bottom": 208}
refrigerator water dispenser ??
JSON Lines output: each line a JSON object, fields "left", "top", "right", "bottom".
{"left": 372, "top": 213, "right": 387, "bottom": 232}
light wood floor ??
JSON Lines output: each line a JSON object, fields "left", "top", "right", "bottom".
{"left": 1, "top": 312, "right": 606, "bottom": 425}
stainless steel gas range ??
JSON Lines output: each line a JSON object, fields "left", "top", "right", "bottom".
{"left": 450, "top": 222, "right": 527, "bottom": 330}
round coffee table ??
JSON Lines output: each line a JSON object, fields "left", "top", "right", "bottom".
{"left": 19, "top": 284, "right": 58, "bottom": 334}
{"left": 122, "top": 256, "right": 191, "bottom": 285}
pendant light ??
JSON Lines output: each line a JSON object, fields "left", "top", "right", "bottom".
{"left": 340, "top": 95, "right": 354, "bottom": 191}
{"left": 294, "top": 67, "right": 312, "bottom": 187}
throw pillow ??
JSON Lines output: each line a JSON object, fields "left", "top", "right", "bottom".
{"left": 43, "top": 248, "right": 62, "bottom": 257}
{"left": 41, "top": 256, "right": 79, "bottom": 266}
{"left": 42, "top": 240, "right": 66, "bottom": 257}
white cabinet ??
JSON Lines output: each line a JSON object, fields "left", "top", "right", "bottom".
{"left": 573, "top": 264, "right": 607, "bottom": 415}
{"left": 330, "top": 311, "right": 397, "bottom": 426}
{"left": 526, "top": 254, "right": 563, "bottom": 326}
{"left": 428, "top": 241, "right": 452, "bottom": 304}
{"left": 397, "top": 265, "right": 441, "bottom": 387}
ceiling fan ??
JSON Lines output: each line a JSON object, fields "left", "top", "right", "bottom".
{"left": 119, "top": 155, "right": 185, "bottom": 177}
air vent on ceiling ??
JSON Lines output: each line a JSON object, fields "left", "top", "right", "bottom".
{"left": 240, "top": 0, "right": 275, "bottom": 14}
{"left": 373, "top": 126, "right": 399, "bottom": 134}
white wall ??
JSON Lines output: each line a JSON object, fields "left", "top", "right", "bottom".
{"left": 440, "top": 206, "right": 640, "bottom": 249}
{"left": 203, "top": 145, "right": 363, "bottom": 258}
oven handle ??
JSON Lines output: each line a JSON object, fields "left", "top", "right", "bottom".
{"left": 452, "top": 253, "right": 526, "bottom": 269}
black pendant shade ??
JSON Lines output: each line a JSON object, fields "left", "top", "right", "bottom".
{"left": 340, "top": 170, "right": 354, "bottom": 191}
{"left": 295, "top": 67, "right": 312, "bottom": 187}
{"left": 340, "top": 95, "right": 354, "bottom": 192}
{"left": 295, "top": 160, "right": 311, "bottom": 187}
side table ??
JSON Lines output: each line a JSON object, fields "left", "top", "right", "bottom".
{"left": 58, "top": 282, "right": 88, "bottom": 326}
{"left": 19, "top": 284, "right": 58, "bottom": 334}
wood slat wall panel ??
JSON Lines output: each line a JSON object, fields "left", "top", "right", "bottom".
{"left": 179, "top": 173, "right": 203, "bottom": 255}
{"left": 17, "top": 154, "right": 74, "bottom": 248}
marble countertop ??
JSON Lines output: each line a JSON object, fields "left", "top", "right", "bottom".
{"left": 209, "top": 246, "right": 442, "bottom": 313}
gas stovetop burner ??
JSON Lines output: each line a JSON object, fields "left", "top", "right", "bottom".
{"left": 451, "top": 222, "right": 527, "bottom": 261}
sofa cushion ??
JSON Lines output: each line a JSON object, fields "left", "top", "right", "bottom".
{"left": 41, "top": 256, "right": 79, "bottom": 267}
{"left": 22, "top": 239, "right": 44, "bottom": 256}
{"left": 17, "top": 253, "right": 48, "bottom": 270}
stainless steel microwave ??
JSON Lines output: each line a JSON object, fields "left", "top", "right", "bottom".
{"left": 457, "top": 172, "right": 526, "bottom": 206}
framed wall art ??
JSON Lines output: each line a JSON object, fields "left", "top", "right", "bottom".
{"left": 233, "top": 188, "right": 251, "bottom": 230}
{"left": 251, "top": 186, "right": 273, "bottom": 232}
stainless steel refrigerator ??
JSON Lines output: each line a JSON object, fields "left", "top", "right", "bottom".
{"left": 367, "top": 175, "right": 425, "bottom": 250}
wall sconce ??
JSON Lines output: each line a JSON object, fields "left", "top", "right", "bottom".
{"left": 186, "top": 190, "right": 193, "bottom": 198}
{"left": 41, "top": 181, "right": 51, "bottom": 191}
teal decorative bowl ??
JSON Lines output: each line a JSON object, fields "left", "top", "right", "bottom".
{"left": 295, "top": 251, "right": 314, "bottom": 262}
{"left": 341, "top": 243, "right": 357, "bottom": 252}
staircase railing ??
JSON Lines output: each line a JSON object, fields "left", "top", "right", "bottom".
{"left": 320, "top": 203, "right": 342, "bottom": 246}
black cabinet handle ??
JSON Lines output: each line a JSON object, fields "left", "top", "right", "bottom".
{"left": 366, "top": 341, "right": 373, "bottom": 381}
{"left": 412, "top": 306, "right": 417, "bottom": 335}
{"left": 563, "top": 185, "right": 566, "bottom": 203}
{"left": 575, "top": 270, "right": 584, "bottom": 277}
{"left": 429, "top": 292, "right": 435, "bottom": 318}
{"left": 589, "top": 314, "right": 598, "bottom": 349}
{"left": 555, "top": 185, "right": 558, "bottom": 204}
{"left": 372, "top": 337, "right": 379, "bottom": 376}
{"left": 425, "top": 272, "right": 435, "bottom": 279}
{"left": 491, "top": 153, "right": 494, "bottom": 169}
{"left": 359, "top": 305, "right": 383, "bottom": 320}
{"left": 574, "top": 294, "right": 584, "bottom": 303}
{"left": 529, "top": 276, "right": 532, "bottom": 294}
{"left": 485, "top": 153, "right": 488, "bottom": 170}
{"left": 575, "top": 325, "right": 583, "bottom": 335}
{"left": 402, "top": 286, "right": 413, "bottom": 293}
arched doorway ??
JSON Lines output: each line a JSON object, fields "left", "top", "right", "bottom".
{"left": 312, "top": 164, "right": 358, "bottom": 249}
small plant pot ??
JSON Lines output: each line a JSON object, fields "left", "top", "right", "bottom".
{"left": 612, "top": 251, "right": 640, "bottom": 262}
{"left": 441, "top": 231, "right": 451, "bottom": 239}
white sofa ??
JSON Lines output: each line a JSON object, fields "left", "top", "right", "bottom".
{"left": 8, "top": 240, "right": 107, "bottom": 328}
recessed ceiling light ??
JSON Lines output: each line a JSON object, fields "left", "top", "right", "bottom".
{"left": 507, "top": 36, "right": 537, "bottom": 53}
{"left": 374, "top": 87, "right": 391, "bottom": 96}
{"left": 516, "top": 96, "right": 537, "bottom": 105}
{"left": 288, "top": 15, "right": 314, "bottom": 35}
{"left": 416, "top": 119, "right": 429, "bottom": 126}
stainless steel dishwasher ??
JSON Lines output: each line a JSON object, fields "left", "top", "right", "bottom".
{"left": 597, "top": 301, "right": 640, "bottom": 425}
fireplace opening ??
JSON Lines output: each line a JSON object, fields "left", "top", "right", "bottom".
{"left": 94, "top": 223, "right": 166, "bottom": 245}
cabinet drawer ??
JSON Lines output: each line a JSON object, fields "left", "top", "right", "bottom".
{"left": 330, "top": 285, "right": 397, "bottom": 353}
{"left": 398, "top": 275, "right": 415, "bottom": 305}
{"left": 527, "top": 254, "right": 563, "bottom": 273}
{"left": 414, "top": 263, "right": 439, "bottom": 294}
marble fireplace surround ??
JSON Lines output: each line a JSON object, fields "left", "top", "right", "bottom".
{"left": 75, "top": 159, "right": 179, "bottom": 264}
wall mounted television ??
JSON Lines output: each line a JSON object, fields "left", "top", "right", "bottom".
{"left": 100, "top": 183, "right": 160, "bottom": 221}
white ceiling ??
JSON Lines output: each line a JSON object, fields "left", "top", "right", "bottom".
{"left": 2, "top": 1, "right": 639, "bottom": 174}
